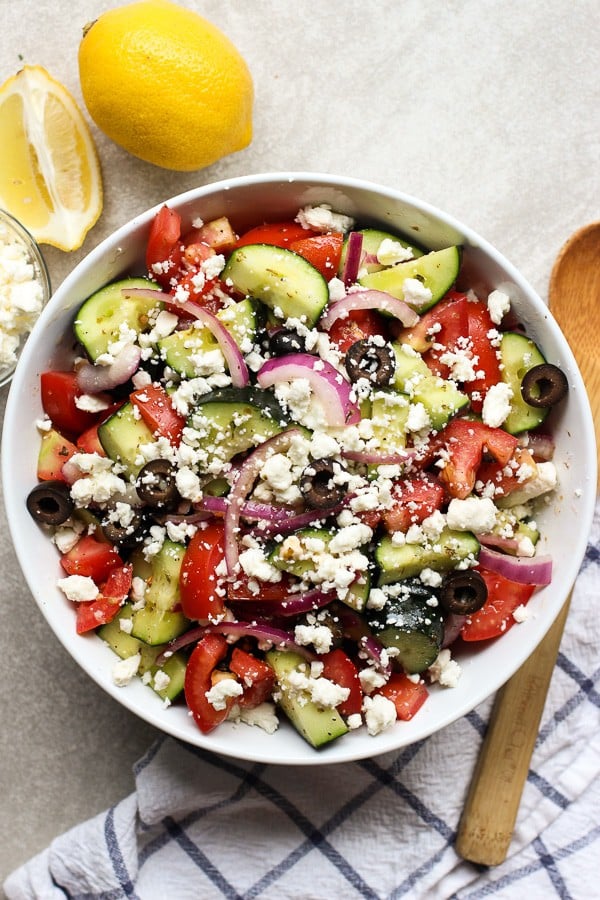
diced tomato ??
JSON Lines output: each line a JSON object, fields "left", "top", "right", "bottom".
{"left": 476, "top": 447, "right": 537, "bottom": 498}
{"left": 41, "top": 371, "right": 102, "bottom": 437}
{"left": 184, "top": 633, "right": 233, "bottom": 733}
{"left": 354, "top": 508, "right": 384, "bottom": 531}
{"left": 328, "top": 308, "right": 388, "bottom": 353}
{"left": 378, "top": 673, "right": 429, "bottom": 721}
{"left": 179, "top": 521, "right": 226, "bottom": 622}
{"left": 320, "top": 649, "right": 363, "bottom": 717}
{"left": 226, "top": 572, "right": 295, "bottom": 603}
{"left": 76, "top": 423, "right": 106, "bottom": 456}
{"left": 460, "top": 567, "right": 536, "bottom": 641}
{"left": 289, "top": 233, "right": 344, "bottom": 280}
{"left": 399, "top": 290, "right": 469, "bottom": 353}
{"left": 37, "top": 428, "right": 78, "bottom": 481}
{"left": 463, "top": 300, "right": 503, "bottom": 413}
{"left": 229, "top": 647, "right": 275, "bottom": 708}
{"left": 183, "top": 216, "right": 237, "bottom": 253}
{"left": 145, "top": 205, "right": 183, "bottom": 288}
{"left": 130, "top": 383, "right": 186, "bottom": 446}
{"left": 435, "top": 418, "right": 518, "bottom": 499}
{"left": 382, "top": 475, "right": 446, "bottom": 533}
{"left": 75, "top": 564, "right": 133, "bottom": 634}
{"left": 60, "top": 535, "right": 123, "bottom": 582}
{"left": 235, "top": 221, "right": 316, "bottom": 249}
{"left": 169, "top": 270, "right": 225, "bottom": 314}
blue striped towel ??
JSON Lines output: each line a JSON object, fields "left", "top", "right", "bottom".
{"left": 5, "top": 503, "right": 600, "bottom": 900}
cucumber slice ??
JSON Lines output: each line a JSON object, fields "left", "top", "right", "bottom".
{"left": 392, "top": 343, "right": 469, "bottom": 430}
{"left": 500, "top": 332, "right": 548, "bottom": 434}
{"left": 145, "top": 540, "right": 186, "bottom": 612}
{"left": 339, "top": 228, "right": 423, "bottom": 276}
{"left": 98, "top": 603, "right": 187, "bottom": 701}
{"left": 266, "top": 649, "right": 349, "bottom": 748}
{"left": 130, "top": 606, "right": 189, "bottom": 646}
{"left": 222, "top": 244, "right": 329, "bottom": 327}
{"left": 74, "top": 277, "right": 164, "bottom": 361}
{"left": 97, "top": 401, "right": 156, "bottom": 478}
{"left": 366, "top": 582, "right": 444, "bottom": 674}
{"left": 375, "top": 528, "right": 480, "bottom": 584}
{"left": 188, "top": 387, "right": 287, "bottom": 468}
{"left": 157, "top": 298, "right": 260, "bottom": 378}
{"left": 358, "top": 246, "right": 461, "bottom": 311}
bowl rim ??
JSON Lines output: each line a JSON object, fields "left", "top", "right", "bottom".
{"left": 2, "top": 171, "right": 596, "bottom": 764}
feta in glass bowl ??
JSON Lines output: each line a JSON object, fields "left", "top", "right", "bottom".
{"left": 0, "top": 209, "right": 51, "bottom": 388}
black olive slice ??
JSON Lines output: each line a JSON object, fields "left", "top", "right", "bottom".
{"left": 300, "top": 458, "right": 347, "bottom": 509}
{"left": 101, "top": 504, "right": 145, "bottom": 547}
{"left": 26, "top": 480, "right": 74, "bottom": 526}
{"left": 521, "top": 363, "right": 569, "bottom": 408}
{"left": 136, "top": 459, "right": 178, "bottom": 507}
{"left": 345, "top": 339, "right": 395, "bottom": 386}
{"left": 268, "top": 329, "right": 306, "bottom": 357}
{"left": 439, "top": 570, "right": 488, "bottom": 615}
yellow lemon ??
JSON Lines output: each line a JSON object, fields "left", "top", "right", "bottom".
{"left": 0, "top": 65, "right": 103, "bottom": 251}
{"left": 78, "top": 0, "right": 254, "bottom": 172}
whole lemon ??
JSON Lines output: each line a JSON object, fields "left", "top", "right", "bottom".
{"left": 78, "top": 0, "right": 253, "bottom": 171}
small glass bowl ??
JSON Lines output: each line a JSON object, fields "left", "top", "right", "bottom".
{"left": 0, "top": 209, "right": 51, "bottom": 389}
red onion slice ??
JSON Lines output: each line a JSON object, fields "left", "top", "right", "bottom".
{"left": 198, "top": 494, "right": 347, "bottom": 536}
{"left": 359, "top": 635, "right": 393, "bottom": 677}
{"left": 478, "top": 546, "right": 553, "bottom": 585}
{"left": 341, "top": 232, "right": 363, "bottom": 286}
{"left": 476, "top": 532, "right": 522, "bottom": 554}
{"left": 320, "top": 288, "right": 419, "bottom": 331}
{"left": 224, "top": 428, "right": 306, "bottom": 576}
{"left": 257, "top": 353, "right": 360, "bottom": 426}
{"left": 76, "top": 343, "right": 142, "bottom": 394}
{"left": 442, "top": 613, "right": 468, "bottom": 648}
{"left": 155, "top": 620, "right": 314, "bottom": 666}
{"left": 518, "top": 431, "right": 556, "bottom": 461}
{"left": 231, "top": 588, "right": 338, "bottom": 618}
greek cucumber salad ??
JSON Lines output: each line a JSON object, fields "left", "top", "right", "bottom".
{"left": 27, "top": 202, "right": 568, "bottom": 748}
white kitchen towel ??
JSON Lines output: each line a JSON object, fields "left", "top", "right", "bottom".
{"left": 5, "top": 501, "right": 600, "bottom": 900}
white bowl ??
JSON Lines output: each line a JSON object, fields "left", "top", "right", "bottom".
{"left": 2, "top": 173, "right": 596, "bottom": 765}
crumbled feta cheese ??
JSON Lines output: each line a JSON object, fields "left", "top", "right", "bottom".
{"left": 446, "top": 496, "right": 497, "bottom": 533}
{"left": 513, "top": 604, "right": 531, "bottom": 623}
{"left": 428, "top": 649, "right": 462, "bottom": 688}
{"left": 359, "top": 666, "right": 387, "bottom": 694}
{"left": 347, "top": 713, "right": 363, "bottom": 730}
{"left": 206, "top": 678, "right": 244, "bottom": 711}
{"left": 57, "top": 574, "right": 100, "bottom": 602}
{"left": 482, "top": 381, "right": 513, "bottom": 428}
{"left": 119, "top": 617, "right": 134, "bottom": 635}
{"left": 235, "top": 702, "right": 279, "bottom": 734}
{"left": 487, "top": 289, "right": 511, "bottom": 325}
{"left": 153, "top": 670, "right": 171, "bottom": 693}
{"left": 74, "top": 393, "right": 111, "bottom": 413}
{"left": 362, "top": 693, "right": 397, "bottom": 735}
{"left": 501, "top": 461, "right": 558, "bottom": 506}
{"left": 402, "top": 277, "right": 433, "bottom": 308}
{"left": 112, "top": 653, "right": 141, "bottom": 687}
{"left": 238, "top": 546, "right": 282, "bottom": 583}
{"left": 376, "top": 238, "right": 413, "bottom": 266}
{"left": 294, "top": 623, "right": 334, "bottom": 654}
{"left": 405, "top": 402, "right": 432, "bottom": 433}
{"left": 296, "top": 204, "right": 354, "bottom": 234}
{"left": 328, "top": 277, "right": 346, "bottom": 301}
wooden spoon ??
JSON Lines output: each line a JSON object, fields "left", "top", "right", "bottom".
{"left": 455, "top": 222, "right": 600, "bottom": 866}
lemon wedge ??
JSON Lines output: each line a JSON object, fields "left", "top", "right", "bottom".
{"left": 0, "top": 65, "right": 103, "bottom": 251}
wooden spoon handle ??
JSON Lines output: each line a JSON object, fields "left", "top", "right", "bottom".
{"left": 455, "top": 593, "right": 571, "bottom": 866}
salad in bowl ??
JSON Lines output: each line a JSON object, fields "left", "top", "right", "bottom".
{"left": 4, "top": 174, "right": 594, "bottom": 764}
